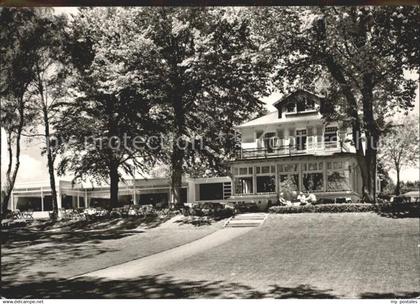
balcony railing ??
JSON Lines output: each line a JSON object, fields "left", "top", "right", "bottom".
{"left": 235, "top": 141, "right": 345, "bottom": 160}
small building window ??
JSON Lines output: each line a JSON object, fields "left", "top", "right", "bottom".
{"left": 239, "top": 167, "right": 248, "bottom": 175}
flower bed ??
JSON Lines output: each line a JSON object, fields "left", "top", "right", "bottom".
{"left": 269, "top": 202, "right": 419, "bottom": 214}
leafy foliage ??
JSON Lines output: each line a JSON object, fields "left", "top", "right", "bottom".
{"left": 379, "top": 114, "right": 419, "bottom": 195}
{"left": 255, "top": 6, "right": 419, "bottom": 201}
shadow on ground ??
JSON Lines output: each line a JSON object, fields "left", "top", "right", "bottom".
{"left": 2, "top": 274, "right": 340, "bottom": 299}
{"left": 375, "top": 203, "right": 419, "bottom": 219}
{"left": 1, "top": 216, "right": 167, "bottom": 282}
{"left": 359, "top": 292, "right": 420, "bottom": 299}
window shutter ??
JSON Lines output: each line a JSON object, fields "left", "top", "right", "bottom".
{"left": 277, "top": 129, "right": 284, "bottom": 139}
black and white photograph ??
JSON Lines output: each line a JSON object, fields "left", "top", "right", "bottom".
{"left": 0, "top": 3, "right": 419, "bottom": 301}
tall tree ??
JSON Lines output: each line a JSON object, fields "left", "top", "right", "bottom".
{"left": 55, "top": 8, "right": 161, "bottom": 209}
{"left": 258, "top": 6, "right": 419, "bottom": 202}
{"left": 26, "top": 9, "right": 68, "bottom": 217}
{"left": 0, "top": 8, "right": 42, "bottom": 213}
{"left": 379, "top": 115, "right": 419, "bottom": 196}
{"left": 120, "top": 7, "right": 272, "bottom": 208}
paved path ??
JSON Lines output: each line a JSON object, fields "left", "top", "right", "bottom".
{"left": 225, "top": 213, "right": 268, "bottom": 228}
{"left": 77, "top": 225, "right": 253, "bottom": 280}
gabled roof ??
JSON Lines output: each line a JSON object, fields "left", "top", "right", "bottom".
{"left": 236, "top": 111, "right": 321, "bottom": 128}
{"left": 272, "top": 89, "right": 323, "bottom": 107}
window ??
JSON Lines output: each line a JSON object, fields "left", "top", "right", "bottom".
{"left": 297, "top": 99, "right": 306, "bottom": 112}
{"left": 306, "top": 98, "right": 315, "bottom": 110}
{"left": 257, "top": 175, "right": 276, "bottom": 193}
{"left": 235, "top": 177, "right": 253, "bottom": 194}
{"left": 16, "top": 197, "right": 42, "bottom": 211}
{"left": 239, "top": 167, "right": 248, "bottom": 175}
{"left": 333, "top": 161, "right": 343, "bottom": 170}
{"left": 263, "top": 132, "right": 277, "bottom": 153}
{"left": 261, "top": 166, "right": 270, "bottom": 174}
{"left": 286, "top": 102, "right": 295, "bottom": 112}
{"left": 279, "top": 174, "right": 299, "bottom": 191}
{"left": 303, "top": 173, "right": 323, "bottom": 191}
{"left": 296, "top": 129, "right": 307, "bottom": 150}
{"left": 327, "top": 171, "right": 351, "bottom": 191}
{"left": 324, "top": 127, "right": 338, "bottom": 148}
{"left": 199, "top": 183, "right": 224, "bottom": 200}
{"left": 278, "top": 163, "right": 299, "bottom": 173}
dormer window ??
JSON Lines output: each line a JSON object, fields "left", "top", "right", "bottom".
{"left": 306, "top": 98, "right": 315, "bottom": 110}
{"left": 297, "top": 99, "right": 306, "bottom": 112}
{"left": 286, "top": 102, "right": 295, "bottom": 112}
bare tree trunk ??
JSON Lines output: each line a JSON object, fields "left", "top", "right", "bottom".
{"left": 1, "top": 99, "right": 24, "bottom": 214}
{"left": 361, "top": 73, "right": 378, "bottom": 203}
{"left": 109, "top": 162, "right": 119, "bottom": 210}
{"left": 43, "top": 107, "right": 59, "bottom": 217}
{"left": 170, "top": 93, "right": 186, "bottom": 209}
{"left": 170, "top": 146, "right": 184, "bottom": 209}
{"left": 395, "top": 167, "right": 401, "bottom": 196}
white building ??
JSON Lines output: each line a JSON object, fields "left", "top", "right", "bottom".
{"left": 8, "top": 90, "right": 375, "bottom": 217}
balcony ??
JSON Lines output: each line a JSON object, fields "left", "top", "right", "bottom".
{"left": 235, "top": 140, "right": 346, "bottom": 160}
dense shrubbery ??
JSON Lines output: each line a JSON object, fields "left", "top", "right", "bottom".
{"left": 269, "top": 202, "right": 419, "bottom": 214}
{"left": 184, "top": 202, "right": 234, "bottom": 219}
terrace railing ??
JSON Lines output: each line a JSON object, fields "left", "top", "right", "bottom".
{"left": 235, "top": 140, "right": 346, "bottom": 160}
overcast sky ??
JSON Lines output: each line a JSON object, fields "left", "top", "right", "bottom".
{"left": 1, "top": 7, "right": 419, "bottom": 186}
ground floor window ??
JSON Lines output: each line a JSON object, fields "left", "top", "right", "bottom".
{"left": 43, "top": 196, "right": 53, "bottom": 211}
{"left": 256, "top": 175, "right": 276, "bottom": 193}
{"left": 327, "top": 171, "right": 351, "bottom": 191}
{"left": 303, "top": 172, "right": 323, "bottom": 192}
{"left": 62, "top": 195, "right": 74, "bottom": 209}
{"left": 16, "top": 197, "right": 42, "bottom": 211}
{"left": 199, "top": 183, "right": 223, "bottom": 200}
{"left": 234, "top": 177, "right": 253, "bottom": 194}
{"left": 279, "top": 174, "right": 299, "bottom": 192}
{"left": 139, "top": 193, "right": 168, "bottom": 207}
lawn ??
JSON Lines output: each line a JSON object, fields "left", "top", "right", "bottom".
{"left": 162, "top": 213, "right": 419, "bottom": 298}
{"left": 1, "top": 212, "right": 419, "bottom": 299}
{"left": 1, "top": 215, "right": 222, "bottom": 286}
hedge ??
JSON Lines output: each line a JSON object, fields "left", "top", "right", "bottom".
{"left": 268, "top": 202, "right": 419, "bottom": 214}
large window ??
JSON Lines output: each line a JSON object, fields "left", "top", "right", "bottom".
{"left": 16, "top": 197, "right": 42, "bottom": 211}
{"left": 279, "top": 174, "right": 299, "bottom": 191}
{"left": 255, "top": 165, "right": 276, "bottom": 193}
{"left": 326, "top": 161, "right": 351, "bottom": 191}
{"left": 234, "top": 177, "right": 253, "bottom": 194}
{"left": 303, "top": 173, "right": 323, "bottom": 191}
{"left": 257, "top": 175, "right": 276, "bottom": 193}
{"left": 278, "top": 163, "right": 300, "bottom": 192}
{"left": 199, "top": 183, "right": 223, "bottom": 200}
{"left": 302, "top": 161, "right": 324, "bottom": 192}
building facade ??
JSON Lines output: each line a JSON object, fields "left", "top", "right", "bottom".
{"left": 229, "top": 90, "right": 367, "bottom": 207}
{"left": 8, "top": 90, "right": 373, "bottom": 217}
